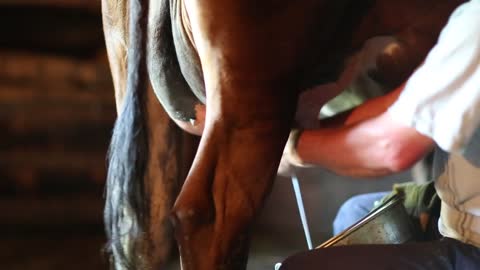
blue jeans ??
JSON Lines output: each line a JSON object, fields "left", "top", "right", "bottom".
{"left": 332, "top": 192, "right": 390, "bottom": 235}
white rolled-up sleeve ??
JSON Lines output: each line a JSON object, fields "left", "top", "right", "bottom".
{"left": 387, "top": 0, "right": 480, "bottom": 155}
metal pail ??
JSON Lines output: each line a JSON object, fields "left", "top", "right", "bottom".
{"left": 318, "top": 194, "right": 418, "bottom": 248}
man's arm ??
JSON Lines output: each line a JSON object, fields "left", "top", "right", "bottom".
{"left": 297, "top": 112, "right": 434, "bottom": 177}
{"left": 286, "top": 3, "right": 480, "bottom": 178}
{"left": 286, "top": 84, "right": 434, "bottom": 178}
{"left": 320, "top": 84, "right": 403, "bottom": 128}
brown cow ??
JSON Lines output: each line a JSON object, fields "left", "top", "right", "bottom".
{"left": 101, "top": 0, "right": 465, "bottom": 269}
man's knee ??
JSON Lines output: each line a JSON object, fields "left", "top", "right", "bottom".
{"left": 333, "top": 192, "right": 389, "bottom": 234}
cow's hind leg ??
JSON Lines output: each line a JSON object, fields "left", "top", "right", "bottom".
{"left": 105, "top": 80, "right": 199, "bottom": 270}
{"left": 141, "top": 86, "right": 199, "bottom": 268}
{"left": 102, "top": 0, "right": 199, "bottom": 268}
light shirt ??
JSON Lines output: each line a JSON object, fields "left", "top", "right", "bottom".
{"left": 388, "top": 0, "right": 480, "bottom": 247}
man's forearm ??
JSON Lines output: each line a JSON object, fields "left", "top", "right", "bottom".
{"left": 319, "top": 85, "right": 404, "bottom": 128}
{"left": 297, "top": 113, "right": 435, "bottom": 178}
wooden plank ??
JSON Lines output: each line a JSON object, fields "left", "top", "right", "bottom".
{"left": 0, "top": 51, "right": 113, "bottom": 88}
{"left": 0, "top": 150, "right": 108, "bottom": 191}
{"left": 0, "top": 85, "right": 114, "bottom": 105}
{"left": 1, "top": 151, "right": 108, "bottom": 193}
{"left": 0, "top": 91, "right": 116, "bottom": 120}
{"left": 0, "top": 50, "right": 117, "bottom": 192}
{"left": 1, "top": 127, "right": 112, "bottom": 154}
{"left": 1, "top": 164, "right": 107, "bottom": 193}
{"left": 1, "top": 105, "right": 115, "bottom": 135}
{"left": 0, "top": 150, "right": 108, "bottom": 170}
{"left": 0, "top": 51, "right": 117, "bottom": 139}
{"left": 0, "top": 196, "right": 103, "bottom": 226}
{"left": 0, "top": 7, "right": 103, "bottom": 56}
{"left": 0, "top": 0, "right": 101, "bottom": 12}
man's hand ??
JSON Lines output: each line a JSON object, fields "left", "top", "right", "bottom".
{"left": 278, "top": 129, "right": 313, "bottom": 177}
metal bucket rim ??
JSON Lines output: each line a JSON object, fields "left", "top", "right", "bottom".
{"left": 317, "top": 194, "right": 404, "bottom": 248}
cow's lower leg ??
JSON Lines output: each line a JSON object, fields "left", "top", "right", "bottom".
{"left": 172, "top": 102, "right": 293, "bottom": 269}
{"left": 143, "top": 88, "right": 200, "bottom": 268}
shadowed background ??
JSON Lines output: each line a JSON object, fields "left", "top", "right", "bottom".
{"left": 1, "top": 1, "right": 111, "bottom": 269}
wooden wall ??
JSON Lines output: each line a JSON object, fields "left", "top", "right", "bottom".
{"left": 0, "top": 1, "right": 115, "bottom": 226}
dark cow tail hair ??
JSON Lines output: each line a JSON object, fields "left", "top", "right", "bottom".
{"left": 104, "top": 0, "right": 150, "bottom": 268}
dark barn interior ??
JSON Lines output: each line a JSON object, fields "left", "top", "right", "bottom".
{"left": 0, "top": 1, "right": 415, "bottom": 269}
{"left": 1, "top": 1, "right": 112, "bottom": 269}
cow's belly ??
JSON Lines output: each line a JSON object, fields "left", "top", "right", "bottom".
{"left": 165, "top": 33, "right": 402, "bottom": 135}
{"left": 153, "top": 1, "right": 410, "bottom": 136}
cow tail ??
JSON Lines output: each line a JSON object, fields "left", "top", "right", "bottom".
{"left": 104, "top": 0, "right": 151, "bottom": 268}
